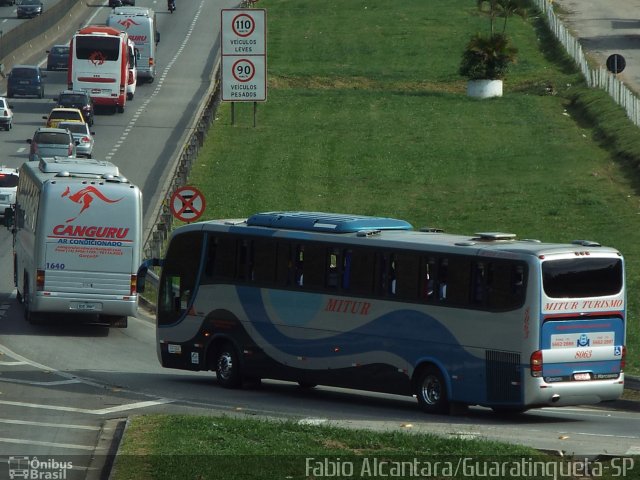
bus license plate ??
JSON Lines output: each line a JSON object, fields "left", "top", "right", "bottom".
{"left": 573, "top": 373, "right": 591, "bottom": 381}
{"left": 73, "top": 302, "right": 99, "bottom": 311}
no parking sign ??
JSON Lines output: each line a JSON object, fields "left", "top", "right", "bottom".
{"left": 170, "top": 186, "right": 206, "bottom": 223}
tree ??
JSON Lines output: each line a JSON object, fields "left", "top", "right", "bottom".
{"left": 459, "top": 0, "right": 528, "bottom": 80}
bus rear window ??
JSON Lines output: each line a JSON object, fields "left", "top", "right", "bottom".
{"left": 75, "top": 37, "right": 120, "bottom": 61}
{"left": 542, "top": 258, "right": 622, "bottom": 298}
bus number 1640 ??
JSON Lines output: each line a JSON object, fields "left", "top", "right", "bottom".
{"left": 46, "top": 263, "right": 66, "bottom": 270}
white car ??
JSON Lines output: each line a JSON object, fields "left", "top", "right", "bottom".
{"left": 0, "top": 97, "right": 14, "bottom": 131}
{"left": 59, "top": 122, "right": 95, "bottom": 159}
{"left": 0, "top": 166, "right": 19, "bottom": 217}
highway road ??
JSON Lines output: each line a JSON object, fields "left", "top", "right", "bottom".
{"left": 0, "top": 1, "right": 638, "bottom": 479}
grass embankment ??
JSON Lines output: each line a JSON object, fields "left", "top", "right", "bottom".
{"left": 123, "top": 0, "right": 640, "bottom": 477}
{"left": 113, "top": 415, "right": 637, "bottom": 480}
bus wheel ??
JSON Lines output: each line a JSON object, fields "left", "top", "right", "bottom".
{"left": 415, "top": 365, "right": 449, "bottom": 414}
{"left": 214, "top": 343, "right": 242, "bottom": 388}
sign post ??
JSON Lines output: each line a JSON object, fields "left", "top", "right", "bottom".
{"left": 221, "top": 8, "right": 267, "bottom": 126}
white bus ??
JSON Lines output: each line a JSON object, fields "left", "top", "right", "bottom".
{"left": 138, "top": 211, "right": 627, "bottom": 413}
{"left": 5, "top": 157, "right": 142, "bottom": 327}
{"left": 68, "top": 25, "right": 130, "bottom": 113}
{"left": 107, "top": 7, "right": 159, "bottom": 83}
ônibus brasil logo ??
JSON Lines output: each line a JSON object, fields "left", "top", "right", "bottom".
{"left": 118, "top": 18, "right": 140, "bottom": 29}
{"left": 61, "top": 186, "right": 123, "bottom": 223}
{"left": 88, "top": 50, "right": 106, "bottom": 66}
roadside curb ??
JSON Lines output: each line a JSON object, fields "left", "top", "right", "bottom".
{"left": 86, "top": 417, "right": 127, "bottom": 480}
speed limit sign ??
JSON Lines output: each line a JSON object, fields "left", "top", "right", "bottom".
{"left": 221, "top": 9, "right": 267, "bottom": 102}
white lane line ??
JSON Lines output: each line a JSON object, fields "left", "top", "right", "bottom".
{"left": 0, "top": 361, "right": 27, "bottom": 366}
{"left": 0, "top": 437, "right": 95, "bottom": 450}
{"left": 0, "top": 418, "right": 100, "bottom": 430}
{"left": 0, "top": 399, "right": 172, "bottom": 415}
{"left": 0, "top": 378, "right": 81, "bottom": 386}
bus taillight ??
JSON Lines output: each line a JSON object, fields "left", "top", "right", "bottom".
{"left": 130, "top": 274, "right": 137, "bottom": 295}
{"left": 530, "top": 350, "right": 543, "bottom": 377}
{"left": 621, "top": 345, "right": 627, "bottom": 371}
{"left": 36, "top": 269, "right": 45, "bottom": 291}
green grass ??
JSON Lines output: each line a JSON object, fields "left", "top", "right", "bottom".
{"left": 112, "top": 414, "right": 639, "bottom": 480}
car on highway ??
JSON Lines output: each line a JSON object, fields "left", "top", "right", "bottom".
{"left": 6, "top": 64, "right": 45, "bottom": 98}
{"left": 16, "top": 0, "right": 43, "bottom": 18}
{"left": 0, "top": 166, "right": 18, "bottom": 217}
{"left": 43, "top": 107, "right": 85, "bottom": 128}
{"left": 109, "top": 0, "right": 135, "bottom": 6}
{"left": 27, "top": 127, "right": 77, "bottom": 161}
{"left": 0, "top": 0, "right": 16, "bottom": 5}
{"left": 46, "top": 45, "right": 70, "bottom": 71}
{"left": 59, "top": 122, "right": 95, "bottom": 159}
{"left": 0, "top": 97, "right": 14, "bottom": 131}
{"left": 55, "top": 90, "right": 94, "bottom": 126}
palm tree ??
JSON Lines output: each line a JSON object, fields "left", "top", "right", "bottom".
{"left": 459, "top": 0, "right": 527, "bottom": 81}
{"left": 459, "top": 33, "right": 518, "bottom": 80}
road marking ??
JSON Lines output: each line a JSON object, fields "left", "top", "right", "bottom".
{"left": 0, "top": 399, "right": 172, "bottom": 415}
{"left": 0, "top": 418, "right": 100, "bottom": 430}
{"left": 0, "top": 377, "right": 81, "bottom": 386}
{"left": 0, "top": 437, "right": 95, "bottom": 450}
{"left": 0, "top": 361, "right": 27, "bottom": 366}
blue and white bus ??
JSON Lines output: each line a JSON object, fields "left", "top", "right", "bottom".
{"left": 138, "top": 211, "right": 626, "bottom": 413}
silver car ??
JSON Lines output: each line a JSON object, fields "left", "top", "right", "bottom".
{"left": 27, "top": 127, "right": 77, "bottom": 161}
{"left": 0, "top": 166, "right": 18, "bottom": 218}
{"left": 58, "top": 122, "right": 95, "bottom": 159}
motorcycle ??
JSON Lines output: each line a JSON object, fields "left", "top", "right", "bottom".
{"left": 168, "top": 0, "right": 175, "bottom": 13}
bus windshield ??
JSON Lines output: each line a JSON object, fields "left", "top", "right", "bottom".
{"left": 542, "top": 257, "right": 623, "bottom": 298}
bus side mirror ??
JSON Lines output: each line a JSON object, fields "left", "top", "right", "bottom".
{"left": 136, "top": 258, "right": 163, "bottom": 293}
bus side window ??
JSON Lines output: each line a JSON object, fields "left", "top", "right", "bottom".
{"left": 348, "top": 249, "right": 375, "bottom": 295}
{"left": 438, "top": 258, "right": 448, "bottom": 301}
{"left": 294, "top": 245, "right": 304, "bottom": 286}
{"left": 303, "top": 244, "right": 325, "bottom": 289}
{"left": 472, "top": 261, "right": 486, "bottom": 305}
{"left": 446, "top": 257, "right": 471, "bottom": 305}
{"left": 214, "top": 236, "right": 237, "bottom": 279}
{"left": 421, "top": 257, "right": 436, "bottom": 301}
{"left": 276, "top": 242, "right": 293, "bottom": 286}
{"left": 388, "top": 254, "right": 397, "bottom": 295}
{"left": 395, "top": 253, "right": 420, "bottom": 300}
{"left": 342, "top": 249, "right": 352, "bottom": 290}
{"left": 252, "top": 240, "right": 277, "bottom": 283}
{"left": 203, "top": 235, "right": 217, "bottom": 280}
{"left": 327, "top": 248, "right": 340, "bottom": 289}
{"left": 236, "top": 239, "right": 252, "bottom": 282}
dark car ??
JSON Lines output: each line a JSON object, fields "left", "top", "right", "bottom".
{"left": 7, "top": 65, "right": 45, "bottom": 98}
{"left": 27, "top": 127, "right": 77, "bottom": 161}
{"left": 46, "top": 45, "right": 70, "bottom": 71}
{"left": 17, "top": 0, "right": 43, "bottom": 18}
{"left": 0, "top": 0, "right": 16, "bottom": 6}
{"left": 55, "top": 90, "right": 94, "bottom": 126}
{"left": 109, "top": 0, "right": 135, "bottom": 6}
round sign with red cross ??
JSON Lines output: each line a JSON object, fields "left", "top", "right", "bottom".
{"left": 170, "top": 186, "right": 206, "bottom": 222}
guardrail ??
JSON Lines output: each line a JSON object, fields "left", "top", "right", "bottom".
{"left": 142, "top": 65, "right": 221, "bottom": 264}
{"left": 533, "top": 0, "right": 640, "bottom": 127}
